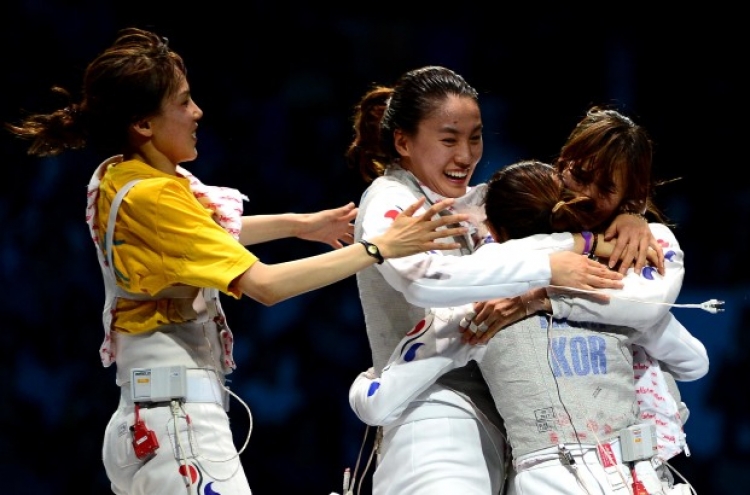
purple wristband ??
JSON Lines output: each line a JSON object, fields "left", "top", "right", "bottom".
{"left": 581, "top": 231, "right": 593, "bottom": 256}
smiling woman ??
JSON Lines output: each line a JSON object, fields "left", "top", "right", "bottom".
{"left": 4, "top": 29, "right": 473, "bottom": 495}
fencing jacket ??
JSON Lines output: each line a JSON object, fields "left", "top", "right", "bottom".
{"left": 355, "top": 165, "right": 555, "bottom": 427}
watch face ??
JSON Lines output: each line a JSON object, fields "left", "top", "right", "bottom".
{"left": 368, "top": 245, "right": 378, "bottom": 255}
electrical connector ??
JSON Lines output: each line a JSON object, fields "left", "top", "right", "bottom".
{"left": 131, "top": 404, "right": 159, "bottom": 460}
{"left": 558, "top": 444, "right": 575, "bottom": 465}
{"left": 700, "top": 299, "right": 725, "bottom": 314}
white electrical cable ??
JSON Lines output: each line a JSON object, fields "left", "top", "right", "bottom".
{"left": 547, "top": 286, "right": 725, "bottom": 314}
{"left": 170, "top": 400, "right": 194, "bottom": 495}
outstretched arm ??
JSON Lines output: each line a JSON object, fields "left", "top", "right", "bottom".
{"left": 239, "top": 202, "right": 357, "bottom": 248}
{"left": 237, "top": 198, "right": 469, "bottom": 306}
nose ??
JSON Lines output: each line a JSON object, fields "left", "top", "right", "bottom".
{"left": 193, "top": 102, "right": 204, "bottom": 120}
{"left": 455, "top": 140, "right": 475, "bottom": 166}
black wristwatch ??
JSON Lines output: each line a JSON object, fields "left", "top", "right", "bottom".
{"left": 359, "top": 240, "right": 384, "bottom": 264}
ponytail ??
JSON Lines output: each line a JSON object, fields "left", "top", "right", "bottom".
{"left": 345, "top": 86, "right": 393, "bottom": 182}
{"left": 6, "top": 87, "right": 87, "bottom": 157}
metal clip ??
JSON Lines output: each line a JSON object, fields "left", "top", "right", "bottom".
{"left": 700, "top": 299, "right": 725, "bottom": 314}
{"left": 558, "top": 443, "right": 575, "bottom": 465}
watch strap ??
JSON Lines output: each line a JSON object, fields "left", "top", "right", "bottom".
{"left": 359, "top": 240, "right": 384, "bottom": 264}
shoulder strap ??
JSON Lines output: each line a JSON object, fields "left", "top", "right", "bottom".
{"left": 105, "top": 179, "right": 141, "bottom": 277}
{"left": 104, "top": 179, "right": 194, "bottom": 300}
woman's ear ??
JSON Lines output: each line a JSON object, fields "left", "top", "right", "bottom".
{"left": 393, "top": 129, "right": 409, "bottom": 158}
{"left": 131, "top": 119, "right": 153, "bottom": 138}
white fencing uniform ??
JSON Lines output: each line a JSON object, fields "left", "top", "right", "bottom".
{"left": 350, "top": 310, "right": 706, "bottom": 495}
{"left": 87, "top": 157, "right": 254, "bottom": 495}
{"left": 352, "top": 204, "right": 707, "bottom": 495}
{"left": 355, "top": 166, "right": 559, "bottom": 494}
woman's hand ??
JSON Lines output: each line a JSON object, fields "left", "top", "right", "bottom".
{"left": 373, "top": 197, "right": 469, "bottom": 259}
{"left": 296, "top": 202, "right": 358, "bottom": 249}
{"left": 549, "top": 251, "right": 623, "bottom": 292}
{"left": 604, "top": 213, "right": 665, "bottom": 275}
{"left": 458, "top": 287, "right": 551, "bottom": 345}
{"left": 595, "top": 235, "right": 662, "bottom": 275}
{"left": 459, "top": 297, "right": 523, "bottom": 345}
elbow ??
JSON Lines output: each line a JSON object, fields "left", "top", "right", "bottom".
{"left": 241, "top": 282, "right": 286, "bottom": 307}
{"left": 675, "top": 336, "right": 710, "bottom": 382}
{"left": 351, "top": 409, "right": 379, "bottom": 426}
{"left": 674, "top": 364, "right": 709, "bottom": 382}
{"left": 680, "top": 357, "right": 710, "bottom": 382}
{"left": 348, "top": 378, "right": 398, "bottom": 426}
{"left": 348, "top": 395, "right": 382, "bottom": 425}
{"left": 238, "top": 265, "right": 287, "bottom": 306}
{"left": 665, "top": 353, "right": 710, "bottom": 382}
{"left": 351, "top": 407, "right": 395, "bottom": 427}
{"left": 251, "top": 288, "right": 285, "bottom": 307}
{"left": 255, "top": 296, "right": 276, "bottom": 307}
{"left": 241, "top": 280, "right": 276, "bottom": 306}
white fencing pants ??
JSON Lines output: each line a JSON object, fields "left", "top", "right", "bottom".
{"left": 372, "top": 402, "right": 506, "bottom": 495}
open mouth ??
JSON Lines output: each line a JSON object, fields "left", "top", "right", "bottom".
{"left": 445, "top": 170, "right": 469, "bottom": 181}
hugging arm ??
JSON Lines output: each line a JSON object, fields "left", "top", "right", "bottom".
{"left": 349, "top": 306, "right": 483, "bottom": 425}
{"left": 549, "top": 223, "right": 684, "bottom": 328}
{"left": 464, "top": 224, "right": 683, "bottom": 342}
{"left": 359, "top": 187, "right": 622, "bottom": 309}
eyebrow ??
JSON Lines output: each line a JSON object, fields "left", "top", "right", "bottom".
{"left": 437, "top": 123, "right": 483, "bottom": 134}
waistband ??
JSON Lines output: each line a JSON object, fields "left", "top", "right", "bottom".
{"left": 121, "top": 367, "right": 229, "bottom": 411}
{"left": 514, "top": 438, "right": 623, "bottom": 473}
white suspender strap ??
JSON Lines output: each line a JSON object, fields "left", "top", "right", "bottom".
{"left": 105, "top": 179, "right": 141, "bottom": 279}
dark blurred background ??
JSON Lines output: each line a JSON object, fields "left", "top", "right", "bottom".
{"left": 1, "top": 2, "right": 747, "bottom": 494}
